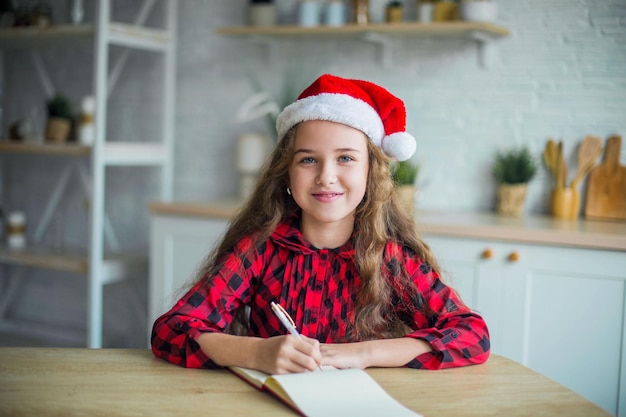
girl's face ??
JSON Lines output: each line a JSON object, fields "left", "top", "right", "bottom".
{"left": 288, "top": 120, "right": 370, "bottom": 235}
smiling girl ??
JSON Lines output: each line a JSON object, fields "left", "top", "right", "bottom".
{"left": 151, "top": 74, "right": 490, "bottom": 374}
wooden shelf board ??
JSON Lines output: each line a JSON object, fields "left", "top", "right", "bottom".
{"left": 0, "top": 246, "right": 147, "bottom": 282}
{"left": 0, "top": 23, "right": 171, "bottom": 51}
{"left": 0, "top": 141, "right": 91, "bottom": 156}
{"left": 216, "top": 21, "right": 510, "bottom": 38}
{"left": 0, "top": 24, "right": 94, "bottom": 48}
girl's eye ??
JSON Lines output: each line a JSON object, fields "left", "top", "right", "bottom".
{"left": 339, "top": 155, "right": 354, "bottom": 162}
{"left": 300, "top": 157, "right": 316, "bottom": 164}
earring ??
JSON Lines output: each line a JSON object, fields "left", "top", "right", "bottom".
{"left": 287, "top": 187, "right": 292, "bottom": 195}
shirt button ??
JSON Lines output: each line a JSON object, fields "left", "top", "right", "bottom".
{"left": 311, "top": 317, "right": 318, "bottom": 324}
{"left": 316, "top": 284, "right": 322, "bottom": 291}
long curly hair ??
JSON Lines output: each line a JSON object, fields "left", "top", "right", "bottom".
{"left": 196, "top": 125, "right": 441, "bottom": 340}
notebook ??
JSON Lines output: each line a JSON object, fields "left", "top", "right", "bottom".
{"left": 229, "top": 366, "right": 421, "bottom": 417}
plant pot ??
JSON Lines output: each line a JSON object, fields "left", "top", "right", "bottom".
{"left": 496, "top": 183, "right": 528, "bottom": 217}
{"left": 248, "top": 4, "right": 277, "bottom": 26}
{"left": 395, "top": 185, "right": 416, "bottom": 214}
{"left": 551, "top": 187, "right": 580, "bottom": 220}
{"left": 459, "top": 0, "right": 497, "bottom": 22}
{"left": 45, "top": 117, "right": 71, "bottom": 143}
{"left": 386, "top": 6, "right": 404, "bottom": 23}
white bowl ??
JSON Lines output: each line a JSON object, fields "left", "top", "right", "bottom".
{"left": 459, "top": 1, "right": 498, "bottom": 23}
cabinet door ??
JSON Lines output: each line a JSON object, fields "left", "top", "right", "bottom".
{"left": 520, "top": 245, "right": 625, "bottom": 417}
{"left": 426, "top": 235, "right": 626, "bottom": 417}
{"left": 426, "top": 236, "right": 525, "bottom": 357}
{"left": 149, "top": 215, "right": 229, "bottom": 332}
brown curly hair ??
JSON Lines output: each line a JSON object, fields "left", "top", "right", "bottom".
{"left": 196, "top": 125, "right": 441, "bottom": 340}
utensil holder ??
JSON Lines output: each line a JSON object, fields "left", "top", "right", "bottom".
{"left": 551, "top": 187, "right": 580, "bottom": 220}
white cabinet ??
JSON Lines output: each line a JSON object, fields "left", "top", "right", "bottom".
{"left": 0, "top": 0, "right": 177, "bottom": 348}
{"left": 426, "top": 235, "right": 626, "bottom": 417}
{"left": 149, "top": 213, "right": 229, "bottom": 332}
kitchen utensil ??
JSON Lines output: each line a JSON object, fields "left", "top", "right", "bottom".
{"left": 551, "top": 187, "right": 580, "bottom": 220}
{"left": 584, "top": 135, "right": 626, "bottom": 221}
{"left": 555, "top": 141, "right": 565, "bottom": 190}
{"left": 543, "top": 139, "right": 558, "bottom": 180}
{"left": 570, "top": 135, "right": 603, "bottom": 190}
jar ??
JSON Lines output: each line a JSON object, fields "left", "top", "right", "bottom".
{"left": 298, "top": 0, "right": 321, "bottom": 27}
{"left": 324, "top": 1, "right": 346, "bottom": 26}
{"left": 78, "top": 96, "right": 95, "bottom": 146}
{"left": 7, "top": 211, "right": 26, "bottom": 250}
{"left": 352, "top": 0, "right": 369, "bottom": 25}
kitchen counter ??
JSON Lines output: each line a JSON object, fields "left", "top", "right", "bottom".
{"left": 149, "top": 201, "right": 626, "bottom": 252}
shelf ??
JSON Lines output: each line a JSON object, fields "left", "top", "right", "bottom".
{"left": 0, "top": 23, "right": 171, "bottom": 52}
{"left": 0, "top": 24, "right": 93, "bottom": 48}
{"left": 216, "top": 21, "right": 510, "bottom": 68}
{"left": 0, "top": 141, "right": 91, "bottom": 156}
{"left": 216, "top": 21, "right": 510, "bottom": 38}
{"left": 0, "top": 141, "right": 169, "bottom": 165}
{"left": 0, "top": 246, "right": 147, "bottom": 284}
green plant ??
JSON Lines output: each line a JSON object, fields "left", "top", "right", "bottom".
{"left": 387, "top": 0, "right": 403, "bottom": 7}
{"left": 46, "top": 94, "right": 73, "bottom": 120}
{"left": 493, "top": 147, "right": 538, "bottom": 184}
{"left": 392, "top": 160, "right": 419, "bottom": 186}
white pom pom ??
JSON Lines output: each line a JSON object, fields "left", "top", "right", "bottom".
{"left": 382, "top": 132, "right": 416, "bottom": 161}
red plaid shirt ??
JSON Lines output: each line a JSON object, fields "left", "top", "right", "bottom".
{"left": 151, "top": 215, "right": 490, "bottom": 369}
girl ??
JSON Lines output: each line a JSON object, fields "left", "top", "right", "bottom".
{"left": 151, "top": 74, "right": 490, "bottom": 374}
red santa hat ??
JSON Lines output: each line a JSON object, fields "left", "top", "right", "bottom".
{"left": 276, "top": 74, "right": 416, "bottom": 161}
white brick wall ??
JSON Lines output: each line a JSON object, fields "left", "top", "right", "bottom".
{"left": 174, "top": 0, "right": 626, "bottom": 214}
{"left": 1, "top": 0, "right": 625, "bottom": 347}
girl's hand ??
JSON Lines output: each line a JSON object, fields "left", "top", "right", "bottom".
{"left": 320, "top": 338, "right": 432, "bottom": 369}
{"left": 320, "top": 342, "right": 368, "bottom": 370}
{"left": 254, "top": 335, "right": 322, "bottom": 374}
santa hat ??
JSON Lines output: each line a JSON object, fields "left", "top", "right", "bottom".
{"left": 276, "top": 74, "right": 416, "bottom": 161}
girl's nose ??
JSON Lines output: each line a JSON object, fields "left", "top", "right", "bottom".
{"left": 316, "top": 162, "right": 337, "bottom": 186}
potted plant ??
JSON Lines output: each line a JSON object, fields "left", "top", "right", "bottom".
{"left": 385, "top": 0, "right": 404, "bottom": 23}
{"left": 392, "top": 159, "right": 419, "bottom": 213}
{"left": 45, "top": 94, "right": 73, "bottom": 143}
{"left": 493, "top": 147, "right": 537, "bottom": 217}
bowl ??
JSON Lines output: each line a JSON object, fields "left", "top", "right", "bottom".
{"left": 459, "top": 1, "right": 498, "bottom": 23}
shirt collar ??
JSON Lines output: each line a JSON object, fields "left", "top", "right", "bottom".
{"left": 270, "top": 214, "right": 355, "bottom": 259}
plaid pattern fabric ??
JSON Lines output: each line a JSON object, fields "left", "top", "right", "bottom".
{"left": 151, "top": 215, "right": 490, "bottom": 369}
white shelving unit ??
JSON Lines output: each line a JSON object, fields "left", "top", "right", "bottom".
{"left": 0, "top": 0, "right": 177, "bottom": 348}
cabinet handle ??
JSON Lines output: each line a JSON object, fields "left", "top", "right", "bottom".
{"left": 507, "top": 251, "right": 520, "bottom": 262}
{"left": 481, "top": 248, "right": 493, "bottom": 259}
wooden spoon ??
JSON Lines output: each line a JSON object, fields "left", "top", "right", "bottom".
{"left": 543, "top": 139, "right": 558, "bottom": 180}
{"left": 555, "top": 141, "right": 565, "bottom": 190}
{"left": 570, "top": 135, "right": 603, "bottom": 189}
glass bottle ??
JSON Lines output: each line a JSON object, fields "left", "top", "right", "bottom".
{"left": 352, "top": 0, "right": 369, "bottom": 25}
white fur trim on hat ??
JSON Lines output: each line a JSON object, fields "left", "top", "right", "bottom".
{"left": 276, "top": 93, "right": 385, "bottom": 146}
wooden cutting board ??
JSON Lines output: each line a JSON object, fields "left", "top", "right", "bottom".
{"left": 585, "top": 135, "right": 626, "bottom": 221}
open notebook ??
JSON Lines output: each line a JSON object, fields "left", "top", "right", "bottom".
{"left": 229, "top": 366, "right": 421, "bottom": 417}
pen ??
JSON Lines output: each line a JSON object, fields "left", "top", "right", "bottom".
{"left": 270, "top": 301, "right": 323, "bottom": 371}
{"left": 270, "top": 301, "right": 302, "bottom": 339}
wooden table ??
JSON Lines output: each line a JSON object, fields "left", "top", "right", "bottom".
{"left": 0, "top": 348, "right": 610, "bottom": 417}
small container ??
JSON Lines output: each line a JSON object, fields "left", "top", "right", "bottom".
{"left": 459, "top": 0, "right": 497, "bottom": 22}
{"left": 386, "top": 3, "right": 404, "bottom": 23}
{"left": 298, "top": 1, "right": 321, "bottom": 27}
{"left": 433, "top": 0, "right": 458, "bottom": 21}
{"left": 7, "top": 211, "right": 26, "bottom": 250}
{"left": 78, "top": 96, "right": 95, "bottom": 146}
{"left": 418, "top": 1, "right": 434, "bottom": 23}
{"left": 352, "top": 0, "right": 369, "bottom": 25}
{"left": 249, "top": 3, "right": 277, "bottom": 26}
{"left": 324, "top": 1, "right": 346, "bottom": 26}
